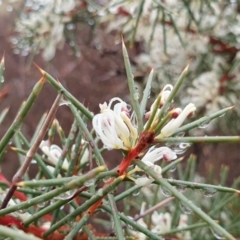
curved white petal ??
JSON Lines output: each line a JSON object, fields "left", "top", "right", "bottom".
{"left": 49, "top": 145, "right": 69, "bottom": 170}
{"left": 160, "top": 103, "right": 196, "bottom": 137}
{"left": 108, "top": 97, "right": 125, "bottom": 109}
{"left": 142, "top": 146, "right": 177, "bottom": 163}
{"left": 93, "top": 112, "right": 125, "bottom": 149}
{"left": 135, "top": 161, "right": 162, "bottom": 187}
{"left": 177, "top": 215, "right": 191, "bottom": 239}
{"left": 160, "top": 84, "right": 173, "bottom": 105}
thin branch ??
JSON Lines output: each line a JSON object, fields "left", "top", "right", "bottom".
{"left": 1, "top": 93, "right": 62, "bottom": 209}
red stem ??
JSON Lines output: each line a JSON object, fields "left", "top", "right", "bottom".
{"left": 86, "top": 131, "right": 155, "bottom": 215}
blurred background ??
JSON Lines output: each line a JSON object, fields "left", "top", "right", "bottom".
{"left": 0, "top": 0, "right": 239, "bottom": 183}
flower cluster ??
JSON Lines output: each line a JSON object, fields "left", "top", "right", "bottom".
{"left": 11, "top": 0, "right": 77, "bottom": 60}
{"left": 92, "top": 97, "right": 138, "bottom": 150}
{"left": 40, "top": 140, "right": 69, "bottom": 170}
{"left": 185, "top": 71, "right": 238, "bottom": 115}
{"left": 132, "top": 203, "right": 191, "bottom": 240}
{"left": 39, "top": 139, "right": 89, "bottom": 172}
{"left": 92, "top": 84, "right": 196, "bottom": 185}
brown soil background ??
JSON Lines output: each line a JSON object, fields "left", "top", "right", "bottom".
{"left": 0, "top": 5, "right": 239, "bottom": 186}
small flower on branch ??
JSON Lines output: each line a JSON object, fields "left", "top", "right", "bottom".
{"left": 129, "top": 146, "right": 177, "bottom": 186}
{"left": 40, "top": 140, "right": 69, "bottom": 170}
{"left": 92, "top": 97, "right": 137, "bottom": 150}
{"left": 92, "top": 82, "right": 195, "bottom": 177}
{"left": 145, "top": 84, "right": 173, "bottom": 121}
{"left": 157, "top": 103, "right": 196, "bottom": 138}
{"left": 177, "top": 214, "right": 191, "bottom": 240}
{"left": 151, "top": 211, "right": 172, "bottom": 234}
{"left": 159, "top": 84, "right": 174, "bottom": 108}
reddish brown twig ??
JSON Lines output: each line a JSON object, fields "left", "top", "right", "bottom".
{"left": 86, "top": 131, "right": 155, "bottom": 215}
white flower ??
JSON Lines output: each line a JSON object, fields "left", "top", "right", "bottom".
{"left": 40, "top": 141, "right": 69, "bottom": 170}
{"left": 177, "top": 214, "right": 191, "bottom": 240}
{"left": 145, "top": 84, "right": 173, "bottom": 122}
{"left": 92, "top": 97, "right": 137, "bottom": 150}
{"left": 141, "top": 146, "right": 177, "bottom": 164}
{"left": 158, "top": 103, "right": 196, "bottom": 138}
{"left": 187, "top": 72, "right": 219, "bottom": 107}
{"left": 131, "top": 202, "right": 148, "bottom": 240}
{"left": 134, "top": 219, "right": 147, "bottom": 240}
{"left": 135, "top": 177, "right": 154, "bottom": 187}
{"left": 100, "top": 1, "right": 240, "bottom": 128}
{"left": 134, "top": 146, "right": 176, "bottom": 186}
{"left": 151, "top": 212, "right": 171, "bottom": 234}
{"left": 0, "top": 190, "right": 31, "bottom": 221}
{"left": 186, "top": 71, "right": 236, "bottom": 116}
{"left": 135, "top": 164, "right": 162, "bottom": 187}
{"left": 160, "top": 84, "right": 173, "bottom": 107}
{"left": 13, "top": 0, "right": 77, "bottom": 60}
{"left": 71, "top": 140, "right": 89, "bottom": 165}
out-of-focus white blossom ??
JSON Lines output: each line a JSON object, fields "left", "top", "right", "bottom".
{"left": 8, "top": 198, "right": 32, "bottom": 221}
{"left": 40, "top": 141, "right": 69, "bottom": 170}
{"left": 131, "top": 206, "right": 191, "bottom": 239}
{"left": 0, "top": 189, "right": 31, "bottom": 221}
{"left": 131, "top": 202, "right": 148, "bottom": 240}
{"left": 46, "top": 166, "right": 62, "bottom": 178}
{"left": 12, "top": 0, "right": 78, "bottom": 60}
{"left": 151, "top": 212, "right": 171, "bottom": 234}
{"left": 186, "top": 71, "right": 236, "bottom": 114}
{"left": 177, "top": 214, "right": 191, "bottom": 240}
{"left": 135, "top": 164, "right": 162, "bottom": 187}
{"left": 92, "top": 97, "right": 137, "bottom": 150}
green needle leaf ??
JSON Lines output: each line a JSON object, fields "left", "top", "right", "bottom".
{"left": 135, "top": 160, "right": 236, "bottom": 240}
{"left": 122, "top": 40, "right": 143, "bottom": 133}
{"left": 140, "top": 69, "right": 154, "bottom": 118}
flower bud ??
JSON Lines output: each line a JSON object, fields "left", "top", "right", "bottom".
{"left": 159, "top": 103, "right": 196, "bottom": 138}
{"left": 135, "top": 177, "right": 154, "bottom": 187}
{"left": 40, "top": 141, "right": 69, "bottom": 170}
{"left": 159, "top": 84, "right": 173, "bottom": 107}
